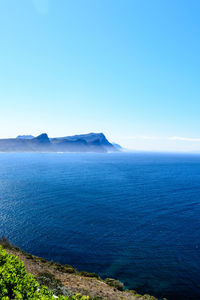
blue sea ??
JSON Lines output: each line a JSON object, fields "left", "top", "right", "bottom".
{"left": 0, "top": 152, "right": 200, "bottom": 300}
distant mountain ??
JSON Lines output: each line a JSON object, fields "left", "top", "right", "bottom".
{"left": 17, "top": 135, "right": 35, "bottom": 139}
{"left": 0, "top": 133, "right": 120, "bottom": 153}
{"left": 51, "top": 133, "right": 116, "bottom": 152}
{"left": 33, "top": 133, "right": 50, "bottom": 144}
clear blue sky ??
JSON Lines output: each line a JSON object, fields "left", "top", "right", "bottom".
{"left": 0, "top": 0, "right": 200, "bottom": 151}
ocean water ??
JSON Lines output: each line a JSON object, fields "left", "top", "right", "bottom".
{"left": 0, "top": 152, "right": 200, "bottom": 300}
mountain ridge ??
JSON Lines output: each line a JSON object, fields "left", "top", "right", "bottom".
{"left": 0, "top": 133, "right": 120, "bottom": 153}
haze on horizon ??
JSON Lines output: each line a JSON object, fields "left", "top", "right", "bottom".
{"left": 0, "top": 0, "right": 200, "bottom": 152}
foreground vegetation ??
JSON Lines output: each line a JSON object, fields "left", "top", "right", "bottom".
{"left": 0, "top": 237, "right": 164, "bottom": 300}
{"left": 0, "top": 246, "right": 88, "bottom": 299}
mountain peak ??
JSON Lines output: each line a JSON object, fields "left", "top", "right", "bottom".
{"left": 34, "top": 133, "right": 50, "bottom": 143}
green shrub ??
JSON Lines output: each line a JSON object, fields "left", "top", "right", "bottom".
{"left": 64, "top": 266, "right": 77, "bottom": 274}
{"left": 0, "top": 246, "right": 89, "bottom": 299}
{"left": 79, "top": 271, "right": 100, "bottom": 279}
{"left": 37, "top": 257, "right": 47, "bottom": 263}
{"left": 104, "top": 278, "right": 124, "bottom": 291}
{"left": 36, "top": 271, "right": 72, "bottom": 297}
{"left": 54, "top": 262, "right": 62, "bottom": 268}
{"left": 0, "top": 236, "right": 13, "bottom": 250}
{"left": 54, "top": 262, "right": 67, "bottom": 272}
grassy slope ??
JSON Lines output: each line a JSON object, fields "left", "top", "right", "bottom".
{"left": 0, "top": 238, "right": 163, "bottom": 300}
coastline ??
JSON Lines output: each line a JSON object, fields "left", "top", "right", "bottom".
{"left": 0, "top": 238, "right": 164, "bottom": 300}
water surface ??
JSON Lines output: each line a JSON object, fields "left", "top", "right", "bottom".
{"left": 0, "top": 152, "right": 200, "bottom": 300}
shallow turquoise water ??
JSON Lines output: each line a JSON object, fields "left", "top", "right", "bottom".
{"left": 0, "top": 152, "right": 200, "bottom": 299}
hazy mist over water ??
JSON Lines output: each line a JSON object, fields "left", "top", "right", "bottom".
{"left": 0, "top": 152, "right": 200, "bottom": 300}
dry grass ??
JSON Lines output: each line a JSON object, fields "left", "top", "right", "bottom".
{"left": 0, "top": 239, "right": 158, "bottom": 300}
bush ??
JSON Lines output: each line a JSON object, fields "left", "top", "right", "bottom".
{"left": 0, "top": 246, "right": 89, "bottom": 299}
{"left": 0, "top": 236, "right": 13, "bottom": 250}
{"left": 37, "top": 257, "right": 47, "bottom": 263}
{"left": 36, "top": 271, "right": 73, "bottom": 297}
{"left": 105, "top": 278, "right": 124, "bottom": 291}
{"left": 54, "top": 262, "right": 68, "bottom": 272}
{"left": 64, "top": 266, "right": 77, "bottom": 274}
{"left": 25, "top": 253, "right": 34, "bottom": 260}
{"left": 79, "top": 271, "right": 100, "bottom": 279}
{"left": 50, "top": 263, "right": 77, "bottom": 274}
